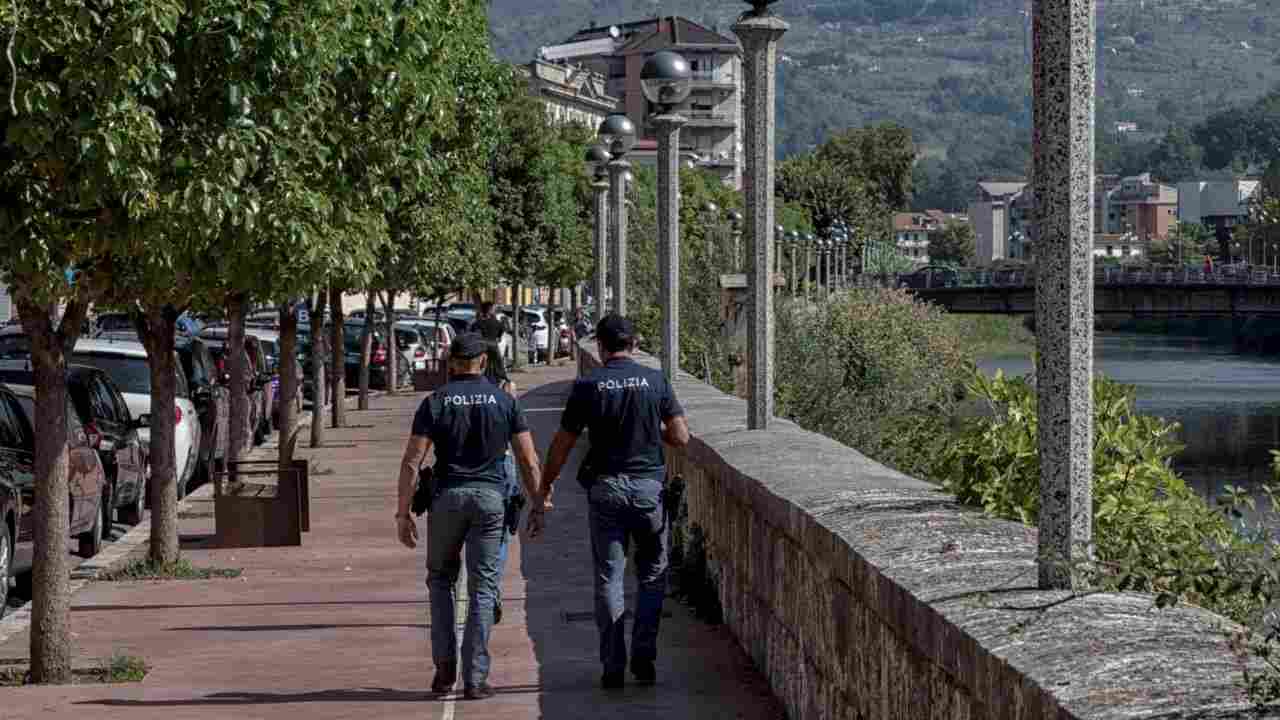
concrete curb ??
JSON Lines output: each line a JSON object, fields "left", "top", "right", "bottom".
{"left": 0, "top": 399, "right": 345, "bottom": 648}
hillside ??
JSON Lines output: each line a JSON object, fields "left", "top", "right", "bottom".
{"left": 488, "top": 0, "right": 1280, "bottom": 209}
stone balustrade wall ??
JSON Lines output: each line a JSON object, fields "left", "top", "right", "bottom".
{"left": 578, "top": 345, "right": 1256, "bottom": 719}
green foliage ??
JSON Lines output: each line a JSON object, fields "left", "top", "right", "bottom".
{"left": 774, "top": 288, "right": 969, "bottom": 479}
{"left": 936, "top": 367, "right": 1280, "bottom": 705}
{"left": 490, "top": 78, "right": 592, "bottom": 293}
{"left": 99, "top": 558, "right": 243, "bottom": 581}
{"left": 928, "top": 221, "right": 975, "bottom": 265}
{"left": 1148, "top": 222, "right": 1214, "bottom": 266}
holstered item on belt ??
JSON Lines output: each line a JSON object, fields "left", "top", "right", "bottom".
{"left": 411, "top": 465, "right": 437, "bottom": 516}
{"left": 504, "top": 493, "right": 527, "bottom": 535}
{"left": 660, "top": 474, "right": 685, "bottom": 529}
{"left": 576, "top": 458, "right": 599, "bottom": 490}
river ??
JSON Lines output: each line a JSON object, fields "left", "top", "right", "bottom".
{"left": 978, "top": 332, "right": 1280, "bottom": 508}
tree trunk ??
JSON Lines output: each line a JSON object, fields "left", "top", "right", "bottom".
{"left": 358, "top": 290, "right": 375, "bottom": 409}
{"left": 226, "top": 294, "right": 250, "bottom": 463}
{"left": 278, "top": 302, "right": 299, "bottom": 468}
{"left": 19, "top": 297, "right": 88, "bottom": 684}
{"left": 308, "top": 289, "right": 328, "bottom": 448}
{"left": 328, "top": 285, "right": 347, "bottom": 428}
{"left": 510, "top": 283, "right": 522, "bottom": 370}
{"left": 138, "top": 305, "right": 179, "bottom": 566}
{"left": 381, "top": 291, "right": 397, "bottom": 396}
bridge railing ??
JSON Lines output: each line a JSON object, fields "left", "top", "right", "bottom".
{"left": 853, "top": 266, "right": 1280, "bottom": 290}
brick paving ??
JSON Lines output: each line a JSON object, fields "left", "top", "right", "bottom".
{"left": 0, "top": 361, "right": 783, "bottom": 719}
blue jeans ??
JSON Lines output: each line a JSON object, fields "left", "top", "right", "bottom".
{"left": 587, "top": 473, "right": 669, "bottom": 674}
{"left": 427, "top": 486, "right": 506, "bottom": 687}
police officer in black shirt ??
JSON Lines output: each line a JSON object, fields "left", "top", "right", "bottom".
{"left": 396, "top": 333, "right": 549, "bottom": 700}
{"left": 542, "top": 315, "right": 690, "bottom": 690}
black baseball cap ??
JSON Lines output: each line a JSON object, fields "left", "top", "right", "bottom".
{"left": 595, "top": 314, "right": 635, "bottom": 348}
{"left": 450, "top": 332, "right": 488, "bottom": 359}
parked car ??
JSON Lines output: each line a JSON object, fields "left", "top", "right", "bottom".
{"left": 242, "top": 328, "right": 302, "bottom": 431}
{"left": 176, "top": 335, "right": 230, "bottom": 483}
{"left": 69, "top": 338, "right": 203, "bottom": 499}
{"left": 3, "top": 384, "right": 110, "bottom": 567}
{"left": 341, "top": 322, "right": 412, "bottom": 390}
{"left": 897, "top": 265, "right": 959, "bottom": 290}
{"left": 1, "top": 473, "right": 18, "bottom": 617}
{"left": 199, "top": 329, "right": 271, "bottom": 445}
{"left": 0, "top": 365, "right": 148, "bottom": 527}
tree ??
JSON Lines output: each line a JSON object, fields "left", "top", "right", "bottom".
{"left": 1149, "top": 222, "right": 1212, "bottom": 266}
{"left": 1146, "top": 126, "right": 1203, "bottom": 184}
{"left": 928, "top": 222, "right": 976, "bottom": 265}
{"left": 815, "top": 123, "right": 916, "bottom": 210}
{"left": 0, "top": 0, "right": 180, "bottom": 683}
{"left": 778, "top": 153, "right": 885, "bottom": 247}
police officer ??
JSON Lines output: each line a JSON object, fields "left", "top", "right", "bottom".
{"left": 396, "top": 333, "right": 549, "bottom": 700}
{"left": 541, "top": 314, "right": 690, "bottom": 689}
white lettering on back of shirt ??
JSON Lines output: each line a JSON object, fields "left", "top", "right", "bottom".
{"left": 596, "top": 376, "right": 652, "bottom": 392}
{"left": 444, "top": 393, "right": 498, "bottom": 406}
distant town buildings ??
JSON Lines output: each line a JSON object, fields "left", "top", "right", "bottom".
{"left": 518, "top": 59, "right": 619, "bottom": 130}
{"left": 1102, "top": 173, "right": 1178, "bottom": 241}
{"left": 540, "top": 16, "right": 744, "bottom": 188}
{"left": 968, "top": 181, "right": 1030, "bottom": 265}
{"left": 1177, "top": 179, "right": 1260, "bottom": 232}
{"left": 892, "top": 210, "right": 967, "bottom": 264}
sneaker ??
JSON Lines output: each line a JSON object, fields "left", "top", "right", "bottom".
{"left": 431, "top": 662, "right": 457, "bottom": 695}
{"left": 601, "top": 670, "right": 625, "bottom": 690}
{"left": 464, "top": 684, "right": 495, "bottom": 700}
{"left": 631, "top": 659, "right": 656, "bottom": 686}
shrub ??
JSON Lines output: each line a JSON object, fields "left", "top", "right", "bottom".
{"left": 935, "top": 368, "right": 1274, "bottom": 625}
{"left": 775, "top": 288, "right": 969, "bottom": 478}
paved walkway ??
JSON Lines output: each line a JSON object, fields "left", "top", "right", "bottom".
{"left": 0, "top": 362, "right": 782, "bottom": 719}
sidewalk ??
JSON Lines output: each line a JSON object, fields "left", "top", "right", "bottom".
{"left": 0, "top": 362, "right": 783, "bottom": 719}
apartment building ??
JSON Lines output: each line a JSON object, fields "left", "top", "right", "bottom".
{"left": 892, "top": 210, "right": 968, "bottom": 264}
{"left": 1101, "top": 173, "right": 1178, "bottom": 241}
{"left": 1177, "top": 179, "right": 1261, "bottom": 231}
{"left": 518, "top": 59, "right": 619, "bottom": 131}
{"left": 540, "top": 16, "right": 743, "bottom": 188}
{"left": 968, "top": 181, "right": 1030, "bottom": 265}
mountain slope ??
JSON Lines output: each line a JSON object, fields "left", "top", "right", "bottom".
{"left": 490, "top": 1, "right": 1280, "bottom": 207}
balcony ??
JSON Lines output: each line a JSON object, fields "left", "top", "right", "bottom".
{"left": 690, "top": 70, "right": 736, "bottom": 90}
{"left": 683, "top": 110, "right": 737, "bottom": 128}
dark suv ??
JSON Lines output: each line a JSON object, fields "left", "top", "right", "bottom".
{"left": 897, "top": 265, "right": 959, "bottom": 289}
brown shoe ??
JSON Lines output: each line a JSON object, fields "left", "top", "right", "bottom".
{"left": 464, "top": 684, "right": 495, "bottom": 700}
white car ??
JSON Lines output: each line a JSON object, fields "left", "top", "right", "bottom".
{"left": 70, "top": 339, "right": 203, "bottom": 498}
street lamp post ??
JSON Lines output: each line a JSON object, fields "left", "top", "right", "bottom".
{"left": 804, "top": 233, "right": 815, "bottom": 301}
{"left": 597, "top": 114, "right": 636, "bottom": 316}
{"left": 703, "top": 201, "right": 719, "bottom": 259}
{"left": 729, "top": 211, "right": 745, "bottom": 271}
{"left": 735, "top": 0, "right": 788, "bottom": 430}
{"left": 585, "top": 145, "right": 612, "bottom": 313}
{"left": 642, "top": 50, "right": 693, "bottom": 380}
{"left": 774, "top": 225, "right": 784, "bottom": 277}
{"left": 787, "top": 231, "right": 798, "bottom": 297}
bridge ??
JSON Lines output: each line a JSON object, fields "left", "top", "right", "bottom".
{"left": 861, "top": 267, "right": 1280, "bottom": 318}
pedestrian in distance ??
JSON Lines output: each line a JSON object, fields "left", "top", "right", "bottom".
{"left": 395, "top": 333, "right": 551, "bottom": 700}
{"left": 470, "top": 301, "right": 514, "bottom": 394}
{"left": 529, "top": 319, "right": 550, "bottom": 366}
{"left": 541, "top": 314, "right": 691, "bottom": 690}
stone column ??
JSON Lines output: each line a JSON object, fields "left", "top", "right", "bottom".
{"left": 804, "top": 242, "right": 812, "bottom": 301}
{"left": 1033, "top": 0, "right": 1095, "bottom": 590}
{"left": 734, "top": 12, "right": 787, "bottom": 429}
{"left": 608, "top": 157, "right": 631, "bottom": 316}
{"left": 654, "top": 113, "right": 687, "bottom": 380}
{"left": 592, "top": 180, "right": 609, "bottom": 312}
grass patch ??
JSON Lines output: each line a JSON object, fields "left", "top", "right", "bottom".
{"left": 0, "top": 653, "right": 149, "bottom": 686}
{"left": 98, "top": 558, "right": 242, "bottom": 582}
{"left": 951, "top": 314, "right": 1035, "bottom": 359}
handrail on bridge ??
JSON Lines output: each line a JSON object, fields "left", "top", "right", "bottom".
{"left": 854, "top": 266, "right": 1280, "bottom": 290}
